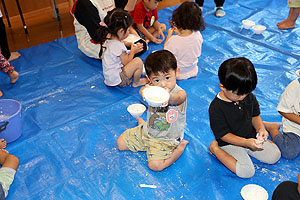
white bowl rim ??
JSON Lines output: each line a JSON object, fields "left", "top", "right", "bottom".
{"left": 240, "top": 184, "right": 268, "bottom": 200}
{"left": 143, "top": 86, "right": 170, "bottom": 106}
{"left": 252, "top": 25, "right": 266, "bottom": 30}
{"left": 127, "top": 103, "right": 146, "bottom": 113}
{"left": 242, "top": 20, "right": 255, "bottom": 25}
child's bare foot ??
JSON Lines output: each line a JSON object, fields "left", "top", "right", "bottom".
{"left": 263, "top": 121, "right": 280, "bottom": 131}
{"left": 132, "top": 78, "right": 149, "bottom": 87}
{"left": 0, "top": 90, "right": 2, "bottom": 97}
{"left": 8, "top": 52, "right": 21, "bottom": 61}
{"left": 137, "top": 117, "right": 146, "bottom": 125}
{"left": 0, "top": 139, "right": 7, "bottom": 149}
{"left": 177, "top": 139, "right": 189, "bottom": 149}
{"left": 208, "top": 140, "right": 219, "bottom": 156}
{"left": 278, "top": 21, "right": 296, "bottom": 29}
{"left": 277, "top": 19, "right": 288, "bottom": 26}
{"left": 263, "top": 121, "right": 281, "bottom": 139}
{"left": 9, "top": 71, "right": 19, "bottom": 84}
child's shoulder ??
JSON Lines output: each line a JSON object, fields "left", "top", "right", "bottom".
{"left": 134, "top": 1, "right": 144, "bottom": 11}
{"left": 171, "top": 84, "right": 185, "bottom": 93}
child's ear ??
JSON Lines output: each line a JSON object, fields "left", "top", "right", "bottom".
{"left": 219, "top": 84, "right": 225, "bottom": 91}
{"left": 117, "top": 28, "right": 125, "bottom": 37}
{"left": 176, "top": 68, "right": 180, "bottom": 75}
{"left": 146, "top": 75, "right": 151, "bottom": 83}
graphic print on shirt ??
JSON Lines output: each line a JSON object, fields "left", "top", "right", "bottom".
{"left": 149, "top": 111, "right": 170, "bottom": 131}
{"left": 144, "top": 15, "right": 155, "bottom": 29}
{"left": 148, "top": 109, "right": 178, "bottom": 131}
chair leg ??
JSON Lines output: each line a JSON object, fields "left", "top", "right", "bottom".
{"left": 15, "top": 0, "right": 28, "bottom": 34}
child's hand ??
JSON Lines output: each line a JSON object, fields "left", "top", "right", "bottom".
{"left": 167, "top": 28, "right": 174, "bottom": 36}
{"left": 140, "top": 84, "right": 150, "bottom": 100}
{"left": 152, "top": 38, "right": 164, "bottom": 44}
{"left": 247, "top": 138, "right": 264, "bottom": 151}
{"left": 160, "top": 100, "right": 169, "bottom": 107}
{"left": 257, "top": 129, "right": 268, "bottom": 141}
{"left": 131, "top": 43, "right": 144, "bottom": 54}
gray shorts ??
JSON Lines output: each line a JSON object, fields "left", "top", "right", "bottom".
{"left": 273, "top": 131, "right": 300, "bottom": 159}
{"left": 221, "top": 141, "right": 281, "bottom": 178}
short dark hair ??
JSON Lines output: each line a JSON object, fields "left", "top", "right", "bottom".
{"left": 170, "top": 1, "right": 205, "bottom": 31}
{"left": 144, "top": 50, "right": 177, "bottom": 77}
{"left": 218, "top": 57, "right": 257, "bottom": 95}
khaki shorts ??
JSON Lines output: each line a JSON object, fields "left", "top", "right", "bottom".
{"left": 122, "top": 124, "right": 177, "bottom": 161}
{"left": 118, "top": 68, "right": 132, "bottom": 87}
{"left": 0, "top": 167, "right": 16, "bottom": 198}
{"left": 288, "top": 0, "right": 300, "bottom": 7}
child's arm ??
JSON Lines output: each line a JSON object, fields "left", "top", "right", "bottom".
{"left": 153, "top": 20, "right": 165, "bottom": 41}
{"left": 164, "top": 28, "right": 174, "bottom": 48}
{"left": 252, "top": 115, "right": 269, "bottom": 140}
{"left": 120, "top": 43, "right": 143, "bottom": 65}
{"left": 168, "top": 90, "right": 186, "bottom": 106}
{"left": 221, "top": 133, "right": 262, "bottom": 151}
{"left": 136, "top": 23, "right": 162, "bottom": 44}
{"left": 279, "top": 111, "right": 300, "bottom": 125}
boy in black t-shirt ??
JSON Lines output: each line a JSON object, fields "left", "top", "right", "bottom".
{"left": 208, "top": 57, "right": 281, "bottom": 178}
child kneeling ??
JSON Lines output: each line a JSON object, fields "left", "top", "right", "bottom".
{"left": 117, "top": 50, "right": 188, "bottom": 171}
{"left": 208, "top": 57, "right": 281, "bottom": 178}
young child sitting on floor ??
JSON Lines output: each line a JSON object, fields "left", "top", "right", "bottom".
{"left": 208, "top": 57, "right": 281, "bottom": 178}
{"left": 266, "top": 77, "right": 300, "bottom": 160}
{"left": 0, "top": 52, "right": 19, "bottom": 97}
{"left": 97, "top": 8, "right": 148, "bottom": 87}
{"left": 130, "top": 0, "right": 166, "bottom": 44}
{"left": 164, "top": 1, "right": 205, "bottom": 80}
{"left": 0, "top": 139, "right": 19, "bottom": 199}
{"left": 117, "top": 50, "right": 188, "bottom": 171}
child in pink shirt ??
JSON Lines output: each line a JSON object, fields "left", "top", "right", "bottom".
{"left": 164, "top": 2, "right": 205, "bottom": 80}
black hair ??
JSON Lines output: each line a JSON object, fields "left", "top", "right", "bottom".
{"left": 144, "top": 50, "right": 177, "bottom": 77}
{"left": 96, "top": 8, "right": 133, "bottom": 58}
{"left": 218, "top": 57, "right": 257, "bottom": 95}
{"left": 170, "top": 1, "right": 205, "bottom": 31}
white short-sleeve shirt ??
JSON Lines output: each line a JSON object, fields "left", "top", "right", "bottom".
{"left": 102, "top": 40, "right": 127, "bottom": 86}
{"left": 277, "top": 78, "right": 300, "bottom": 136}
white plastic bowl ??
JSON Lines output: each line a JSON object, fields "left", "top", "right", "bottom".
{"left": 143, "top": 86, "right": 170, "bottom": 107}
{"left": 252, "top": 25, "right": 266, "bottom": 34}
{"left": 241, "top": 184, "right": 268, "bottom": 200}
{"left": 242, "top": 20, "right": 255, "bottom": 29}
{"left": 127, "top": 104, "right": 146, "bottom": 118}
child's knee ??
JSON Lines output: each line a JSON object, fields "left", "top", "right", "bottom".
{"left": 117, "top": 135, "right": 128, "bottom": 151}
{"left": 236, "top": 162, "right": 255, "bottom": 178}
{"left": 148, "top": 160, "right": 164, "bottom": 171}
{"left": 265, "top": 146, "right": 281, "bottom": 164}
{"left": 133, "top": 57, "right": 143, "bottom": 66}
{"left": 281, "top": 150, "right": 298, "bottom": 160}
{"left": 160, "top": 23, "right": 166, "bottom": 32}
